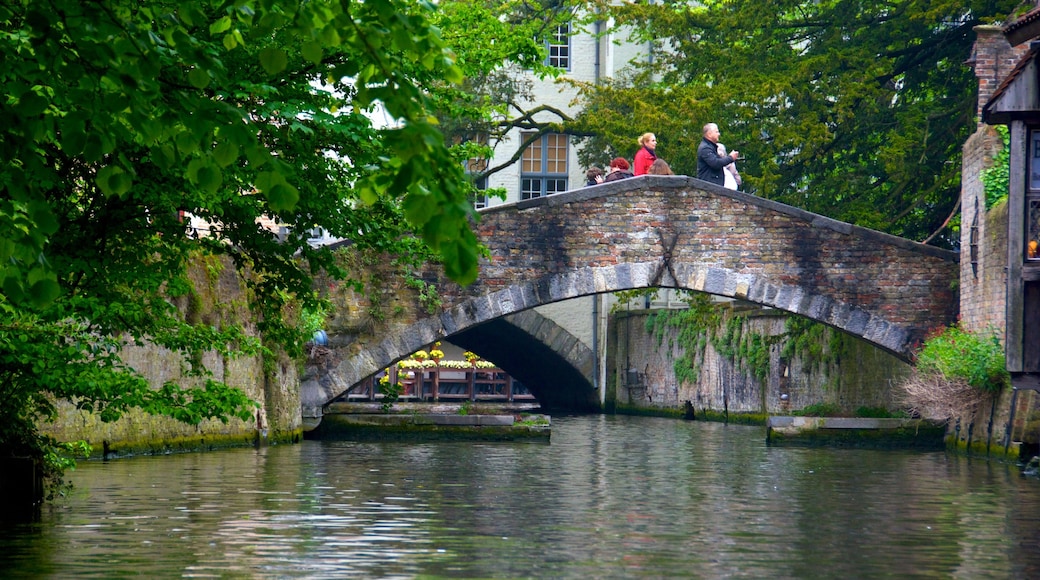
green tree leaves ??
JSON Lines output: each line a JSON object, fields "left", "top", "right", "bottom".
{"left": 579, "top": 0, "right": 1019, "bottom": 246}
{"left": 0, "top": 0, "right": 483, "bottom": 485}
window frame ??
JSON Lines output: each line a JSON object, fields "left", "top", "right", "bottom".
{"left": 520, "top": 132, "right": 569, "bottom": 200}
{"left": 463, "top": 133, "right": 490, "bottom": 209}
{"left": 546, "top": 23, "right": 571, "bottom": 71}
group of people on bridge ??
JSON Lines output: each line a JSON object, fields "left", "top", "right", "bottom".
{"left": 585, "top": 123, "right": 742, "bottom": 191}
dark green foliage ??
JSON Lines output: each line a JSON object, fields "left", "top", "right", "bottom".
{"left": 577, "top": 0, "right": 1020, "bottom": 247}
{"left": 646, "top": 294, "right": 780, "bottom": 385}
{"left": 781, "top": 315, "right": 851, "bottom": 373}
{"left": 793, "top": 402, "right": 843, "bottom": 417}
{"left": 0, "top": 0, "right": 488, "bottom": 494}
{"left": 379, "top": 379, "right": 403, "bottom": 415}
{"left": 855, "top": 406, "right": 909, "bottom": 419}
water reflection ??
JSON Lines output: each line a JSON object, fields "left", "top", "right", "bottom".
{"left": 2, "top": 415, "right": 1039, "bottom": 578}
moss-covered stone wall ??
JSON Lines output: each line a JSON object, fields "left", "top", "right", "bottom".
{"left": 40, "top": 256, "right": 302, "bottom": 457}
{"left": 609, "top": 302, "right": 910, "bottom": 420}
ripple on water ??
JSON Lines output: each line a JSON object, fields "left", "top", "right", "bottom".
{"left": 1, "top": 415, "right": 1039, "bottom": 578}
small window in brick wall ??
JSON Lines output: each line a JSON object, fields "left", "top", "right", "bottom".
{"left": 970, "top": 197, "right": 979, "bottom": 278}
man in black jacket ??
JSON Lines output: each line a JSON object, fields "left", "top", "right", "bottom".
{"left": 696, "top": 123, "right": 739, "bottom": 186}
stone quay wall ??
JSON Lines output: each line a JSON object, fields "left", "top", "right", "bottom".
{"left": 40, "top": 256, "right": 302, "bottom": 457}
{"left": 608, "top": 305, "right": 910, "bottom": 419}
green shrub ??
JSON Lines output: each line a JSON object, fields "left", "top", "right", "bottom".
{"left": 793, "top": 402, "right": 843, "bottom": 417}
{"left": 854, "top": 406, "right": 907, "bottom": 418}
{"left": 915, "top": 325, "right": 1009, "bottom": 393}
{"left": 981, "top": 125, "right": 1009, "bottom": 211}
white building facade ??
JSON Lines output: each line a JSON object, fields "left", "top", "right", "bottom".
{"left": 477, "top": 17, "right": 652, "bottom": 208}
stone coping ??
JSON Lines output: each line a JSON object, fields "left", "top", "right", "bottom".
{"left": 766, "top": 416, "right": 933, "bottom": 430}
{"left": 766, "top": 416, "right": 947, "bottom": 449}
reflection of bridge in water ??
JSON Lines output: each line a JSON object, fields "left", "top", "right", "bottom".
{"left": 339, "top": 365, "right": 535, "bottom": 404}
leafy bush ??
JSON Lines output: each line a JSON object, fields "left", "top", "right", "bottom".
{"left": 793, "top": 402, "right": 842, "bottom": 417}
{"left": 915, "top": 325, "right": 1009, "bottom": 393}
{"left": 981, "top": 125, "right": 1010, "bottom": 211}
{"left": 854, "top": 406, "right": 907, "bottom": 419}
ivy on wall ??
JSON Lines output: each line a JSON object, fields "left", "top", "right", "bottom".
{"left": 643, "top": 294, "right": 778, "bottom": 385}
{"left": 981, "top": 125, "right": 1010, "bottom": 211}
{"left": 641, "top": 294, "right": 854, "bottom": 389}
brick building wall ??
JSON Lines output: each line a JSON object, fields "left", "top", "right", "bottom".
{"left": 960, "top": 126, "right": 1010, "bottom": 334}
{"left": 971, "top": 25, "right": 1031, "bottom": 122}
{"left": 946, "top": 23, "right": 1035, "bottom": 460}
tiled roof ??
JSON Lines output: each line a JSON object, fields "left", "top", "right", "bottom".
{"left": 1003, "top": 7, "right": 1040, "bottom": 46}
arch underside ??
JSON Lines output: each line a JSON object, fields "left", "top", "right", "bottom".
{"left": 308, "top": 260, "right": 935, "bottom": 417}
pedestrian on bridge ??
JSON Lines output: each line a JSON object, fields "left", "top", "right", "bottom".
{"left": 634, "top": 133, "right": 658, "bottom": 176}
{"left": 648, "top": 158, "right": 674, "bottom": 175}
{"left": 716, "top": 142, "right": 742, "bottom": 190}
{"left": 697, "top": 123, "right": 739, "bottom": 187}
{"left": 585, "top": 167, "right": 605, "bottom": 186}
{"left": 604, "top": 157, "right": 634, "bottom": 182}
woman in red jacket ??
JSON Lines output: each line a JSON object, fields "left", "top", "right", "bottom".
{"left": 633, "top": 133, "right": 657, "bottom": 175}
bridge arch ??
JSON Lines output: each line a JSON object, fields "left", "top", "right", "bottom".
{"left": 305, "top": 177, "right": 958, "bottom": 418}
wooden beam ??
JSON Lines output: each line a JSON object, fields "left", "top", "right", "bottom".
{"left": 1008, "top": 121, "right": 1027, "bottom": 372}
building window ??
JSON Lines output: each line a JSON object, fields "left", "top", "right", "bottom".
{"left": 520, "top": 132, "right": 569, "bottom": 200}
{"left": 547, "top": 23, "right": 570, "bottom": 70}
{"left": 463, "top": 133, "right": 489, "bottom": 209}
{"left": 472, "top": 177, "right": 488, "bottom": 209}
{"left": 970, "top": 197, "right": 979, "bottom": 278}
{"left": 1030, "top": 130, "right": 1040, "bottom": 260}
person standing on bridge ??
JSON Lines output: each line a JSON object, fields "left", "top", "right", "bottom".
{"left": 585, "top": 167, "right": 605, "bottom": 186}
{"left": 633, "top": 133, "right": 657, "bottom": 176}
{"left": 716, "top": 142, "right": 742, "bottom": 190}
{"left": 604, "top": 157, "right": 634, "bottom": 182}
{"left": 697, "top": 123, "right": 738, "bottom": 187}
{"left": 647, "top": 158, "right": 674, "bottom": 175}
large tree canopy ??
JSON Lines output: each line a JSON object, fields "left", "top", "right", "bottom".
{"left": 574, "top": 0, "right": 1019, "bottom": 246}
{"left": 0, "top": 0, "right": 482, "bottom": 469}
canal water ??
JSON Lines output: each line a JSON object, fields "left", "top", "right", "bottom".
{"left": 2, "top": 414, "right": 1040, "bottom": 578}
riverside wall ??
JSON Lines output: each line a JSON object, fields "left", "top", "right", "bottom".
{"left": 40, "top": 256, "right": 302, "bottom": 457}
{"left": 607, "top": 304, "right": 910, "bottom": 420}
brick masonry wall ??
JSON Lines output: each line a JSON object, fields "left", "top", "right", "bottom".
{"left": 952, "top": 119, "right": 1027, "bottom": 460}
{"left": 960, "top": 125, "right": 1009, "bottom": 335}
{"left": 972, "top": 26, "right": 1031, "bottom": 122}
{"left": 462, "top": 179, "right": 958, "bottom": 354}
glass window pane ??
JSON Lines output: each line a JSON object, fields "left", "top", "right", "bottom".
{"left": 547, "top": 24, "right": 570, "bottom": 69}
{"left": 521, "top": 132, "right": 541, "bottom": 173}
{"left": 1032, "top": 130, "right": 1040, "bottom": 191}
{"left": 1029, "top": 198, "right": 1040, "bottom": 260}
{"left": 546, "top": 134, "right": 567, "bottom": 174}
{"left": 521, "top": 178, "right": 542, "bottom": 200}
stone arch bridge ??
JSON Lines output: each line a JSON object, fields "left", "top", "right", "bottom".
{"left": 304, "top": 176, "right": 958, "bottom": 419}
